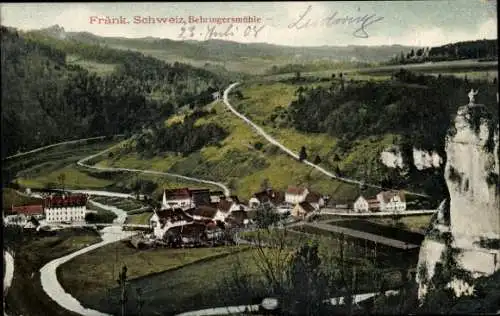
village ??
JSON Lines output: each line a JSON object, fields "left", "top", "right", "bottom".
{"left": 3, "top": 185, "right": 413, "bottom": 247}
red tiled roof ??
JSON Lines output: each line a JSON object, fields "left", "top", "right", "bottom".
{"left": 253, "top": 189, "right": 285, "bottom": 205}
{"left": 164, "top": 188, "right": 191, "bottom": 199}
{"left": 305, "top": 192, "right": 322, "bottom": 203}
{"left": 44, "top": 194, "right": 87, "bottom": 208}
{"left": 217, "top": 199, "right": 233, "bottom": 213}
{"left": 167, "top": 222, "right": 207, "bottom": 237}
{"left": 11, "top": 205, "right": 43, "bottom": 215}
{"left": 156, "top": 208, "right": 193, "bottom": 222}
{"left": 287, "top": 186, "right": 307, "bottom": 195}
{"left": 186, "top": 206, "right": 218, "bottom": 219}
{"left": 297, "top": 201, "right": 315, "bottom": 213}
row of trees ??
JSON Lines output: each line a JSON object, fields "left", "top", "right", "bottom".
{"left": 388, "top": 39, "right": 497, "bottom": 65}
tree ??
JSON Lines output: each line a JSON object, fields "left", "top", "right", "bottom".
{"left": 254, "top": 204, "right": 280, "bottom": 229}
{"left": 286, "top": 241, "right": 330, "bottom": 315}
{"left": 299, "top": 146, "right": 307, "bottom": 161}
{"left": 313, "top": 155, "right": 321, "bottom": 165}
{"left": 57, "top": 173, "right": 66, "bottom": 192}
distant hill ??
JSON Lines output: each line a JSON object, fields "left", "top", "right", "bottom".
{"left": 31, "top": 24, "right": 419, "bottom": 64}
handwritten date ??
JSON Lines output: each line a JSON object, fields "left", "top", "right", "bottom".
{"left": 178, "top": 24, "right": 265, "bottom": 40}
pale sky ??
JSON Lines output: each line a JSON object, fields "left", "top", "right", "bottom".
{"left": 0, "top": 1, "right": 497, "bottom": 47}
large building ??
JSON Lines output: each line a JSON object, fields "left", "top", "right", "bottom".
{"left": 44, "top": 194, "right": 87, "bottom": 223}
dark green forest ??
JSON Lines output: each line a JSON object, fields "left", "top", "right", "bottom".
{"left": 1, "top": 26, "right": 228, "bottom": 159}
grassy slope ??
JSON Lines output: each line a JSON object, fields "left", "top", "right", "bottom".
{"left": 58, "top": 242, "right": 249, "bottom": 301}
{"left": 61, "top": 244, "right": 288, "bottom": 315}
{"left": 101, "top": 98, "right": 359, "bottom": 200}
{"left": 8, "top": 137, "right": 226, "bottom": 197}
{"left": 124, "top": 212, "right": 152, "bottom": 225}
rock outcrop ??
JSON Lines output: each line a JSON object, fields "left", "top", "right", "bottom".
{"left": 416, "top": 103, "right": 500, "bottom": 301}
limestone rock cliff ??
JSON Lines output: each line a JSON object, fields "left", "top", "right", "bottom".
{"left": 416, "top": 103, "right": 500, "bottom": 301}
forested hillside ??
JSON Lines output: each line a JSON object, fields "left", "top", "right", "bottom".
{"left": 1, "top": 26, "right": 228, "bottom": 159}
{"left": 285, "top": 70, "right": 498, "bottom": 199}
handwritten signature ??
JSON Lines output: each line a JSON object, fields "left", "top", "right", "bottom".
{"left": 288, "top": 5, "right": 384, "bottom": 38}
{"left": 178, "top": 24, "right": 265, "bottom": 40}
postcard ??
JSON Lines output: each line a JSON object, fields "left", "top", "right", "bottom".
{"left": 1, "top": 1, "right": 498, "bottom": 316}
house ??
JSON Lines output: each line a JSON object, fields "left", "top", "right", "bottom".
{"left": 328, "top": 198, "right": 352, "bottom": 210}
{"left": 376, "top": 191, "right": 406, "bottom": 212}
{"left": 4, "top": 213, "right": 28, "bottom": 226}
{"left": 249, "top": 189, "right": 285, "bottom": 209}
{"left": 216, "top": 198, "right": 246, "bottom": 218}
{"left": 186, "top": 205, "right": 223, "bottom": 221}
{"left": 10, "top": 204, "right": 44, "bottom": 219}
{"left": 353, "top": 196, "right": 369, "bottom": 212}
{"left": 206, "top": 221, "right": 225, "bottom": 240}
{"left": 44, "top": 194, "right": 87, "bottom": 223}
{"left": 225, "top": 209, "right": 249, "bottom": 228}
{"left": 210, "top": 191, "right": 225, "bottom": 203}
{"left": 291, "top": 201, "right": 316, "bottom": 219}
{"left": 162, "top": 188, "right": 192, "bottom": 210}
{"left": 285, "top": 186, "right": 309, "bottom": 205}
{"left": 150, "top": 208, "right": 194, "bottom": 239}
{"left": 353, "top": 196, "right": 381, "bottom": 212}
{"left": 189, "top": 188, "right": 212, "bottom": 206}
{"left": 305, "top": 192, "right": 325, "bottom": 210}
{"left": 166, "top": 222, "right": 207, "bottom": 245}
{"left": 367, "top": 198, "right": 380, "bottom": 212}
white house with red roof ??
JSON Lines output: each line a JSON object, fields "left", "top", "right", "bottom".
{"left": 285, "top": 186, "right": 309, "bottom": 205}
{"left": 44, "top": 194, "right": 87, "bottom": 223}
{"left": 162, "top": 188, "right": 193, "bottom": 210}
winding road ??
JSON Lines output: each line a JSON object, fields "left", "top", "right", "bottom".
{"left": 3, "top": 250, "right": 14, "bottom": 316}
{"left": 77, "top": 141, "right": 231, "bottom": 197}
{"left": 222, "top": 82, "right": 429, "bottom": 198}
{"left": 39, "top": 192, "right": 137, "bottom": 316}
{"left": 3, "top": 135, "right": 124, "bottom": 161}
